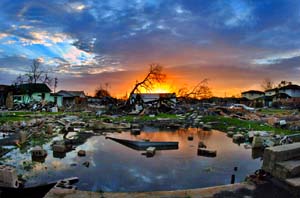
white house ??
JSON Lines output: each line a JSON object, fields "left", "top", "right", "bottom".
{"left": 265, "top": 88, "right": 278, "bottom": 96}
{"left": 278, "top": 85, "right": 300, "bottom": 98}
{"left": 241, "top": 90, "right": 265, "bottom": 100}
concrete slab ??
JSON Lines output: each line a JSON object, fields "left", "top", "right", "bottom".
{"left": 263, "top": 143, "right": 300, "bottom": 173}
{"left": 276, "top": 160, "right": 300, "bottom": 178}
{"left": 285, "top": 177, "right": 300, "bottom": 187}
{"left": 44, "top": 183, "right": 253, "bottom": 198}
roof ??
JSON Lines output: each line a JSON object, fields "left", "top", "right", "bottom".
{"left": 241, "top": 90, "right": 264, "bottom": 95}
{"left": 50, "top": 93, "right": 63, "bottom": 96}
{"left": 57, "top": 90, "right": 85, "bottom": 98}
{"left": 279, "top": 84, "right": 300, "bottom": 90}
{"left": 0, "top": 84, "right": 11, "bottom": 92}
{"left": 14, "top": 83, "right": 51, "bottom": 94}
{"left": 265, "top": 88, "right": 278, "bottom": 92}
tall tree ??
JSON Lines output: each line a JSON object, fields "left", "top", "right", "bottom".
{"left": 261, "top": 78, "right": 274, "bottom": 91}
{"left": 14, "top": 58, "right": 53, "bottom": 86}
{"left": 125, "top": 63, "right": 166, "bottom": 106}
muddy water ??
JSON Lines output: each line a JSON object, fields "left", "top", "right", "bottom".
{"left": 3, "top": 127, "right": 262, "bottom": 192}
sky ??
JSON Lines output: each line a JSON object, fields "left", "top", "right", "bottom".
{"left": 0, "top": 0, "right": 300, "bottom": 97}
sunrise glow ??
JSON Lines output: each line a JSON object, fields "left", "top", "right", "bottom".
{"left": 139, "top": 83, "right": 175, "bottom": 94}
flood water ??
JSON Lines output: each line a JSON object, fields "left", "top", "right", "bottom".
{"left": 4, "top": 127, "right": 262, "bottom": 192}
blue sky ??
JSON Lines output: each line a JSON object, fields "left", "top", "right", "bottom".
{"left": 0, "top": 0, "right": 299, "bottom": 96}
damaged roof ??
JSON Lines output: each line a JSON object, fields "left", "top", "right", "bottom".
{"left": 57, "top": 90, "right": 86, "bottom": 98}
{"left": 14, "top": 83, "right": 51, "bottom": 94}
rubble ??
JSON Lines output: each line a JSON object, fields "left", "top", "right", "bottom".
{"left": 198, "top": 148, "right": 217, "bottom": 157}
{"left": 252, "top": 136, "right": 264, "bottom": 149}
{"left": 31, "top": 146, "right": 47, "bottom": 158}
{"left": 227, "top": 131, "right": 234, "bottom": 138}
{"left": 232, "top": 134, "right": 245, "bottom": 143}
{"left": 53, "top": 179, "right": 77, "bottom": 194}
{"left": 77, "top": 150, "right": 86, "bottom": 157}
{"left": 187, "top": 135, "right": 193, "bottom": 141}
{"left": 202, "top": 124, "right": 212, "bottom": 131}
{"left": 82, "top": 161, "right": 90, "bottom": 167}
{"left": 92, "top": 121, "right": 131, "bottom": 131}
{"left": 52, "top": 141, "right": 67, "bottom": 153}
{"left": 19, "top": 131, "right": 27, "bottom": 144}
{"left": 198, "top": 141, "right": 207, "bottom": 148}
{"left": 146, "top": 147, "right": 156, "bottom": 157}
{"left": 46, "top": 125, "right": 53, "bottom": 135}
{"left": 262, "top": 142, "right": 300, "bottom": 186}
{"left": 0, "top": 165, "right": 21, "bottom": 188}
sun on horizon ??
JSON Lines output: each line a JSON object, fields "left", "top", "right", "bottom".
{"left": 139, "top": 83, "right": 175, "bottom": 94}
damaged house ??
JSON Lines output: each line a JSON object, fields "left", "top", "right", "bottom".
{"left": 0, "top": 85, "right": 13, "bottom": 108}
{"left": 130, "top": 93, "right": 176, "bottom": 104}
{"left": 241, "top": 90, "right": 265, "bottom": 107}
{"left": 242, "top": 84, "right": 300, "bottom": 108}
{"left": 13, "top": 83, "right": 63, "bottom": 107}
{"left": 241, "top": 90, "right": 265, "bottom": 100}
{"left": 57, "top": 90, "right": 86, "bottom": 106}
{"left": 260, "top": 85, "right": 300, "bottom": 107}
{"left": 129, "top": 93, "right": 176, "bottom": 114}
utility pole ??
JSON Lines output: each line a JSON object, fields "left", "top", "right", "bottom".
{"left": 54, "top": 77, "right": 58, "bottom": 93}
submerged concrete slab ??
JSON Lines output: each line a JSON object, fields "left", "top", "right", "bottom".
{"left": 44, "top": 183, "right": 253, "bottom": 198}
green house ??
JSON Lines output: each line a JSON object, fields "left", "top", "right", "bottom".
{"left": 13, "top": 83, "right": 63, "bottom": 107}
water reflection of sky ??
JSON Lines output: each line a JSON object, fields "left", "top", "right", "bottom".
{"left": 3, "top": 127, "right": 262, "bottom": 192}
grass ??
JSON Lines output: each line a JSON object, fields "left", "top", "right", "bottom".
{"left": 0, "top": 111, "right": 77, "bottom": 124}
{"left": 202, "top": 115, "right": 292, "bottom": 135}
{"left": 0, "top": 116, "right": 30, "bottom": 124}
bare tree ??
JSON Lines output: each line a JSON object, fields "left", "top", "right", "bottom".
{"left": 177, "top": 79, "right": 212, "bottom": 99}
{"left": 13, "top": 74, "right": 26, "bottom": 85}
{"left": 26, "top": 59, "right": 44, "bottom": 84}
{"left": 125, "top": 63, "right": 166, "bottom": 106}
{"left": 261, "top": 78, "right": 274, "bottom": 91}
{"left": 14, "top": 59, "right": 53, "bottom": 86}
